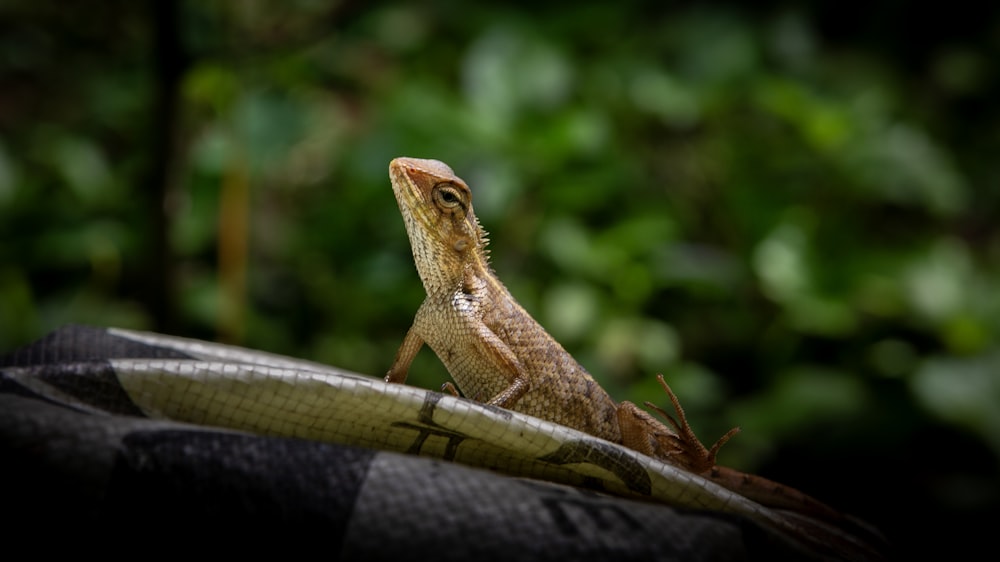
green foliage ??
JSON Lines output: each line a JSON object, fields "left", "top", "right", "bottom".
{"left": 1, "top": 1, "right": 998, "bottom": 556}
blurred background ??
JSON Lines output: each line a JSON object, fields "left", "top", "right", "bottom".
{"left": 1, "top": 0, "right": 997, "bottom": 557}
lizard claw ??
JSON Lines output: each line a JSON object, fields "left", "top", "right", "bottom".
{"left": 441, "top": 381, "right": 461, "bottom": 397}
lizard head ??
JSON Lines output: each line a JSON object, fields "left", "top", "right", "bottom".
{"left": 389, "top": 157, "right": 491, "bottom": 294}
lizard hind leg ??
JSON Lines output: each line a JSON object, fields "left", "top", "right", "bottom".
{"left": 642, "top": 374, "right": 741, "bottom": 474}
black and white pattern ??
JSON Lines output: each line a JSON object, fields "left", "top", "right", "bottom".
{"left": 0, "top": 325, "right": 881, "bottom": 560}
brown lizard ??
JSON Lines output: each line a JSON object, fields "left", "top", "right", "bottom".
{"left": 383, "top": 156, "right": 843, "bottom": 524}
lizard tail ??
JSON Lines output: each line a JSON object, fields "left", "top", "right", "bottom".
{"left": 706, "top": 465, "right": 842, "bottom": 522}
{"left": 705, "top": 465, "right": 888, "bottom": 552}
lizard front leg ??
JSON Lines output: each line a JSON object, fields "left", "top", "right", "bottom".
{"left": 464, "top": 319, "right": 531, "bottom": 408}
{"left": 385, "top": 324, "right": 424, "bottom": 384}
{"left": 390, "top": 312, "right": 531, "bottom": 408}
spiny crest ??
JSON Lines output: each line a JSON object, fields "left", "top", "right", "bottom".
{"left": 475, "top": 215, "right": 491, "bottom": 261}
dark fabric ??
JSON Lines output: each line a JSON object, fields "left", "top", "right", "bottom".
{"left": 103, "top": 429, "right": 374, "bottom": 554}
{"left": 1, "top": 361, "right": 146, "bottom": 416}
{"left": 0, "top": 325, "right": 826, "bottom": 560}
{"left": 0, "top": 324, "right": 192, "bottom": 367}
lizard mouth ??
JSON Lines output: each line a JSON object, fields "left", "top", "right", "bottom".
{"left": 389, "top": 166, "right": 419, "bottom": 209}
{"left": 390, "top": 160, "right": 428, "bottom": 208}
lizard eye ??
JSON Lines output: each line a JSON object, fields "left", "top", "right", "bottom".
{"left": 433, "top": 184, "right": 465, "bottom": 210}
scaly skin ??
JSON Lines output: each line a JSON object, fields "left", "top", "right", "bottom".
{"left": 384, "top": 156, "right": 843, "bottom": 525}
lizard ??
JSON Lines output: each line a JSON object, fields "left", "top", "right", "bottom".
{"left": 383, "top": 156, "right": 844, "bottom": 524}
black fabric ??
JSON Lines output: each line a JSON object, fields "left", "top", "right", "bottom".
{"left": 0, "top": 324, "right": 192, "bottom": 368}
{"left": 102, "top": 430, "right": 374, "bottom": 554}
{"left": 0, "top": 391, "right": 370, "bottom": 556}
{"left": 0, "top": 325, "right": 186, "bottom": 414}
{"left": 4, "top": 361, "right": 147, "bottom": 416}
{"left": 0, "top": 325, "right": 841, "bottom": 560}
